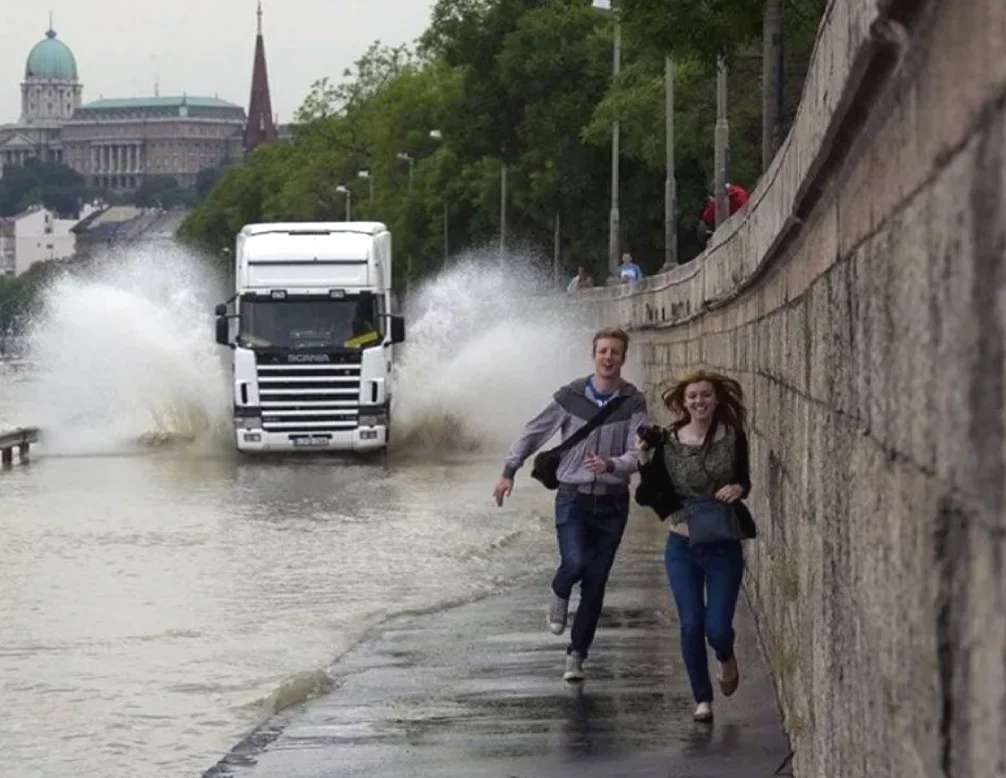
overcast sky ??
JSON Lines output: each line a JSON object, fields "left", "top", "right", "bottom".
{"left": 0, "top": 0, "right": 436, "bottom": 124}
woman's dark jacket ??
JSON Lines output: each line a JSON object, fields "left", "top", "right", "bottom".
{"left": 634, "top": 427, "right": 758, "bottom": 540}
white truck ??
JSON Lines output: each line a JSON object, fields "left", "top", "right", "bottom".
{"left": 214, "top": 221, "right": 405, "bottom": 454}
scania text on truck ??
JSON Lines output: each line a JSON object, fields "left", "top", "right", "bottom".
{"left": 214, "top": 221, "right": 405, "bottom": 454}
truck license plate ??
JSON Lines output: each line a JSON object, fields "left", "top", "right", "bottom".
{"left": 293, "top": 437, "right": 328, "bottom": 448}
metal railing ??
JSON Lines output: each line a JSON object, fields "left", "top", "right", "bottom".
{"left": 0, "top": 427, "right": 39, "bottom": 468}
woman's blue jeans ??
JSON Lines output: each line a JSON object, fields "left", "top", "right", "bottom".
{"left": 664, "top": 532, "right": 745, "bottom": 703}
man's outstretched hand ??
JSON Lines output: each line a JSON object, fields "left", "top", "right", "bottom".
{"left": 493, "top": 476, "right": 514, "bottom": 506}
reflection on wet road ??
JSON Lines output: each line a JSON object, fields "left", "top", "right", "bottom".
{"left": 0, "top": 449, "right": 556, "bottom": 778}
{"left": 205, "top": 519, "right": 789, "bottom": 778}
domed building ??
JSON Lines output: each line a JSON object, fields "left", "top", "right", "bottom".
{"left": 23, "top": 27, "right": 83, "bottom": 121}
{"left": 0, "top": 24, "right": 82, "bottom": 171}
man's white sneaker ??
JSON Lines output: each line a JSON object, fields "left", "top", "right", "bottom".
{"left": 547, "top": 591, "right": 569, "bottom": 635}
{"left": 563, "top": 651, "right": 586, "bottom": 682}
{"left": 693, "top": 701, "right": 713, "bottom": 723}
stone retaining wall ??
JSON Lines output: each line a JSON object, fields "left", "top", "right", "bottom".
{"left": 579, "top": 1, "right": 1006, "bottom": 775}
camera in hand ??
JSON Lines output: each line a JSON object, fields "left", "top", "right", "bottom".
{"left": 637, "top": 424, "right": 664, "bottom": 449}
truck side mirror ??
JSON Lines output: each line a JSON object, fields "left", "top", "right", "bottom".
{"left": 214, "top": 303, "right": 227, "bottom": 317}
{"left": 389, "top": 315, "right": 405, "bottom": 344}
{"left": 215, "top": 316, "right": 231, "bottom": 347}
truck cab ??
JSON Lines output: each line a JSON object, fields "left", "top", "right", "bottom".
{"left": 214, "top": 222, "right": 405, "bottom": 454}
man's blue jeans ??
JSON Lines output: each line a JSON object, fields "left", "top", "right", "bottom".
{"left": 664, "top": 532, "right": 745, "bottom": 703}
{"left": 551, "top": 489, "right": 629, "bottom": 659}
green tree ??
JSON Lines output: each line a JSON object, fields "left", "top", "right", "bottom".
{"left": 0, "top": 159, "right": 90, "bottom": 218}
{"left": 180, "top": 0, "right": 829, "bottom": 284}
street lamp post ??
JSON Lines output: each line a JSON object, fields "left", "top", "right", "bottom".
{"left": 357, "top": 169, "right": 373, "bottom": 203}
{"left": 336, "top": 184, "right": 352, "bottom": 221}
{"left": 499, "top": 160, "right": 507, "bottom": 258}
{"left": 396, "top": 152, "right": 414, "bottom": 291}
{"left": 429, "top": 130, "right": 449, "bottom": 266}
{"left": 664, "top": 55, "right": 678, "bottom": 270}
{"left": 593, "top": 0, "right": 621, "bottom": 278}
{"left": 714, "top": 56, "right": 730, "bottom": 228}
{"left": 396, "top": 152, "right": 414, "bottom": 191}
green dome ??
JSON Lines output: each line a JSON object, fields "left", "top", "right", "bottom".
{"left": 25, "top": 28, "right": 78, "bottom": 81}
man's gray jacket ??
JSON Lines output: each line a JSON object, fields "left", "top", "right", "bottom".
{"left": 502, "top": 377, "right": 648, "bottom": 492}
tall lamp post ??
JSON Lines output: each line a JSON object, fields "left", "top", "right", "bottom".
{"left": 663, "top": 55, "right": 678, "bottom": 270}
{"left": 593, "top": 0, "right": 621, "bottom": 278}
{"left": 396, "top": 152, "right": 414, "bottom": 292}
{"left": 429, "top": 130, "right": 449, "bottom": 267}
{"left": 714, "top": 56, "right": 730, "bottom": 228}
{"left": 336, "top": 184, "right": 352, "bottom": 221}
{"left": 357, "top": 169, "right": 373, "bottom": 204}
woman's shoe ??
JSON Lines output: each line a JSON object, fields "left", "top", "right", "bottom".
{"left": 693, "top": 701, "right": 713, "bottom": 723}
{"left": 717, "top": 655, "right": 739, "bottom": 697}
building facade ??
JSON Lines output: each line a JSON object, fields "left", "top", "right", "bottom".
{"left": 61, "top": 97, "right": 246, "bottom": 190}
{"left": 0, "top": 22, "right": 250, "bottom": 190}
{"left": 0, "top": 204, "right": 95, "bottom": 277}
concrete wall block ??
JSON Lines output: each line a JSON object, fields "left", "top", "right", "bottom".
{"left": 844, "top": 240, "right": 881, "bottom": 439}
{"left": 826, "top": 255, "right": 859, "bottom": 419}
{"left": 807, "top": 274, "right": 832, "bottom": 404}
{"left": 837, "top": 129, "right": 877, "bottom": 258}
{"left": 928, "top": 140, "right": 980, "bottom": 493}
{"left": 884, "top": 464, "right": 943, "bottom": 777}
{"left": 885, "top": 187, "right": 938, "bottom": 473}
{"left": 685, "top": 339, "right": 703, "bottom": 368}
{"left": 958, "top": 519, "right": 1006, "bottom": 777}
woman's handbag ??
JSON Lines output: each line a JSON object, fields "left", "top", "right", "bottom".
{"left": 530, "top": 396, "right": 627, "bottom": 489}
{"left": 684, "top": 496, "right": 736, "bottom": 546}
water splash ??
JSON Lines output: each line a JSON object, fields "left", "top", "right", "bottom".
{"left": 12, "top": 244, "right": 231, "bottom": 456}
{"left": 390, "top": 250, "right": 596, "bottom": 456}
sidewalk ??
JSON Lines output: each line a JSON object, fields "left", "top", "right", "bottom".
{"left": 203, "top": 519, "right": 789, "bottom": 778}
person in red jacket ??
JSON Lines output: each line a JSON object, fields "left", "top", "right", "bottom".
{"left": 699, "top": 183, "right": 749, "bottom": 231}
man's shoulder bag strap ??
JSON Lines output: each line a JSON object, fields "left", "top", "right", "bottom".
{"left": 551, "top": 393, "right": 628, "bottom": 456}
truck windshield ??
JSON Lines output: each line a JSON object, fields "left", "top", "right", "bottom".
{"left": 237, "top": 296, "right": 382, "bottom": 350}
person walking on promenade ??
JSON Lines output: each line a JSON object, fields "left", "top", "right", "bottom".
{"left": 633, "top": 370, "right": 757, "bottom": 723}
{"left": 493, "top": 328, "right": 648, "bottom": 682}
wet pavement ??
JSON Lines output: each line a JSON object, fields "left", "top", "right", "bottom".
{"left": 203, "top": 519, "right": 790, "bottom": 778}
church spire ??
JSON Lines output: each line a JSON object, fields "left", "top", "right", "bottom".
{"left": 244, "top": 1, "right": 277, "bottom": 153}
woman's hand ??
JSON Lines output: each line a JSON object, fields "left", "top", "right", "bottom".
{"left": 715, "top": 484, "right": 744, "bottom": 503}
{"left": 636, "top": 436, "right": 653, "bottom": 465}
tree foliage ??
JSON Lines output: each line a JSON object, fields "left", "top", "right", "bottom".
{"left": 0, "top": 159, "right": 89, "bottom": 218}
{"left": 180, "top": 0, "right": 828, "bottom": 286}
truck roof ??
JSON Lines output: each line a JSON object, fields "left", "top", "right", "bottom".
{"left": 241, "top": 221, "right": 389, "bottom": 237}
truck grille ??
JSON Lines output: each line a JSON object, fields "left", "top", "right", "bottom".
{"left": 256, "top": 356, "right": 361, "bottom": 432}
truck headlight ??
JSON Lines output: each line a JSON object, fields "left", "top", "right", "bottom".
{"left": 235, "top": 416, "right": 262, "bottom": 429}
{"left": 358, "top": 412, "right": 387, "bottom": 427}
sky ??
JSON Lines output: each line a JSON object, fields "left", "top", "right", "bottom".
{"left": 0, "top": 0, "right": 437, "bottom": 124}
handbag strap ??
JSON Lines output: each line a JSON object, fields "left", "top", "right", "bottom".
{"left": 548, "top": 393, "right": 628, "bottom": 457}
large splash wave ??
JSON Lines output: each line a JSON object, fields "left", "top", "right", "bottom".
{"left": 390, "top": 252, "right": 594, "bottom": 456}
{"left": 12, "top": 244, "right": 231, "bottom": 455}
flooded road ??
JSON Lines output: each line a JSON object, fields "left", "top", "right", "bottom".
{"left": 0, "top": 249, "right": 597, "bottom": 777}
{"left": 0, "top": 438, "right": 557, "bottom": 778}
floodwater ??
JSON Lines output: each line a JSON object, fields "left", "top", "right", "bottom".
{"left": 0, "top": 247, "right": 598, "bottom": 777}
{"left": 0, "top": 438, "right": 556, "bottom": 778}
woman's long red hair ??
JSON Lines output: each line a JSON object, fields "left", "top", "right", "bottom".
{"left": 661, "top": 370, "right": 747, "bottom": 432}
